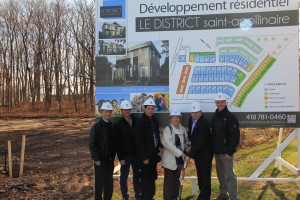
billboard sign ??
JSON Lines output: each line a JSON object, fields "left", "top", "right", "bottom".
{"left": 95, "top": 0, "right": 300, "bottom": 127}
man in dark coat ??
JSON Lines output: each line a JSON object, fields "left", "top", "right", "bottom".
{"left": 185, "top": 101, "right": 213, "bottom": 200}
{"left": 134, "top": 98, "right": 163, "bottom": 200}
{"left": 89, "top": 102, "right": 116, "bottom": 200}
{"left": 211, "top": 92, "right": 240, "bottom": 200}
{"left": 115, "top": 100, "right": 141, "bottom": 200}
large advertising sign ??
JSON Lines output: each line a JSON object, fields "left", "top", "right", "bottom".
{"left": 95, "top": 0, "right": 300, "bottom": 127}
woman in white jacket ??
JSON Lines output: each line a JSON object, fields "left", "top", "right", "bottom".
{"left": 161, "top": 108, "right": 189, "bottom": 200}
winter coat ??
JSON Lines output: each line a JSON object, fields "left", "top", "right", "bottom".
{"left": 161, "top": 123, "right": 188, "bottom": 170}
{"left": 134, "top": 113, "right": 162, "bottom": 164}
{"left": 89, "top": 118, "right": 116, "bottom": 162}
{"left": 211, "top": 106, "right": 240, "bottom": 156}
{"left": 114, "top": 115, "right": 138, "bottom": 161}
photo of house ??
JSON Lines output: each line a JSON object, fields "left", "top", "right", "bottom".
{"left": 99, "top": 21, "right": 126, "bottom": 39}
{"left": 98, "top": 39, "right": 126, "bottom": 55}
{"left": 96, "top": 40, "right": 169, "bottom": 86}
{"left": 113, "top": 41, "right": 168, "bottom": 85}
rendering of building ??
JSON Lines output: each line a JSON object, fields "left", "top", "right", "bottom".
{"left": 99, "top": 40, "right": 126, "bottom": 55}
{"left": 101, "top": 22, "right": 125, "bottom": 39}
{"left": 114, "top": 41, "right": 162, "bottom": 85}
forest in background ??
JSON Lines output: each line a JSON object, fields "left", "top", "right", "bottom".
{"left": 0, "top": 0, "right": 95, "bottom": 117}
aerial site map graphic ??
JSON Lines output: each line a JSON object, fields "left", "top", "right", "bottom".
{"left": 170, "top": 34, "right": 297, "bottom": 111}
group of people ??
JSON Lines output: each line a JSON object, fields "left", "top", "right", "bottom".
{"left": 89, "top": 92, "right": 240, "bottom": 200}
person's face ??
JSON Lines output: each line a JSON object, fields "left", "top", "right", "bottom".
{"left": 215, "top": 100, "right": 226, "bottom": 111}
{"left": 191, "top": 111, "right": 202, "bottom": 120}
{"left": 144, "top": 106, "right": 155, "bottom": 117}
{"left": 170, "top": 116, "right": 180, "bottom": 127}
{"left": 112, "top": 101, "right": 117, "bottom": 106}
{"left": 121, "top": 109, "right": 131, "bottom": 118}
{"left": 101, "top": 110, "right": 112, "bottom": 120}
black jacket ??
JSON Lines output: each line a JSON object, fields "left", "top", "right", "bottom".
{"left": 134, "top": 113, "right": 162, "bottom": 164}
{"left": 114, "top": 115, "right": 138, "bottom": 161}
{"left": 211, "top": 106, "right": 240, "bottom": 156}
{"left": 89, "top": 118, "right": 116, "bottom": 162}
{"left": 187, "top": 115, "right": 213, "bottom": 165}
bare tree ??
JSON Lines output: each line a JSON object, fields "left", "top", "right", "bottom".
{"left": 0, "top": 0, "right": 96, "bottom": 115}
{"left": 68, "top": 0, "right": 95, "bottom": 112}
{"left": 0, "top": 0, "right": 20, "bottom": 112}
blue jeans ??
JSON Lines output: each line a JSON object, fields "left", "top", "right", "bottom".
{"left": 120, "top": 155, "right": 141, "bottom": 199}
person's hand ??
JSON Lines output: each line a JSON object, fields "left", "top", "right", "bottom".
{"left": 181, "top": 153, "right": 186, "bottom": 160}
{"left": 143, "top": 159, "right": 149, "bottom": 165}
{"left": 94, "top": 161, "right": 101, "bottom": 166}
{"left": 184, "top": 156, "right": 190, "bottom": 167}
{"left": 185, "top": 145, "right": 191, "bottom": 152}
{"left": 225, "top": 154, "right": 232, "bottom": 160}
{"left": 185, "top": 142, "right": 191, "bottom": 152}
{"left": 120, "top": 160, "right": 125, "bottom": 165}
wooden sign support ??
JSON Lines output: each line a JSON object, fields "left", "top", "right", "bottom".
{"left": 19, "top": 135, "right": 26, "bottom": 177}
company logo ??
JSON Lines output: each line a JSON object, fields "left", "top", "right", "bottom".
{"left": 100, "top": 6, "right": 122, "bottom": 18}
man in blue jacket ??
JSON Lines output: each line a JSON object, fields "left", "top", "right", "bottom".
{"left": 211, "top": 92, "right": 240, "bottom": 200}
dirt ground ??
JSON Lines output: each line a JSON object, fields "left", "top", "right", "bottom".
{"left": 0, "top": 118, "right": 288, "bottom": 199}
{"left": 0, "top": 118, "right": 97, "bottom": 199}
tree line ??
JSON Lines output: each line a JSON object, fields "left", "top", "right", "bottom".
{"left": 0, "top": 0, "right": 95, "bottom": 113}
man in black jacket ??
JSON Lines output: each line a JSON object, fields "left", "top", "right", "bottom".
{"left": 134, "top": 98, "right": 163, "bottom": 200}
{"left": 115, "top": 100, "right": 141, "bottom": 200}
{"left": 185, "top": 101, "right": 213, "bottom": 200}
{"left": 89, "top": 102, "right": 116, "bottom": 200}
{"left": 211, "top": 92, "right": 240, "bottom": 200}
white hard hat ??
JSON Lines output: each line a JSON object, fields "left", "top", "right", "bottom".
{"left": 169, "top": 108, "right": 181, "bottom": 117}
{"left": 214, "top": 92, "right": 227, "bottom": 101}
{"left": 120, "top": 100, "right": 132, "bottom": 109}
{"left": 190, "top": 101, "right": 202, "bottom": 112}
{"left": 143, "top": 98, "right": 156, "bottom": 107}
{"left": 100, "top": 102, "right": 113, "bottom": 111}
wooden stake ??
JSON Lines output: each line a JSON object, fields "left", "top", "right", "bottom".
{"left": 8, "top": 140, "right": 12, "bottom": 178}
{"left": 19, "top": 135, "right": 26, "bottom": 177}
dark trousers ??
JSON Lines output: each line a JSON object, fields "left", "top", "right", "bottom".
{"left": 140, "top": 162, "right": 157, "bottom": 200}
{"left": 94, "top": 160, "right": 114, "bottom": 200}
{"left": 120, "top": 155, "right": 141, "bottom": 199}
{"left": 195, "top": 163, "right": 212, "bottom": 200}
{"left": 163, "top": 167, "right": 181, "bottom": 200}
